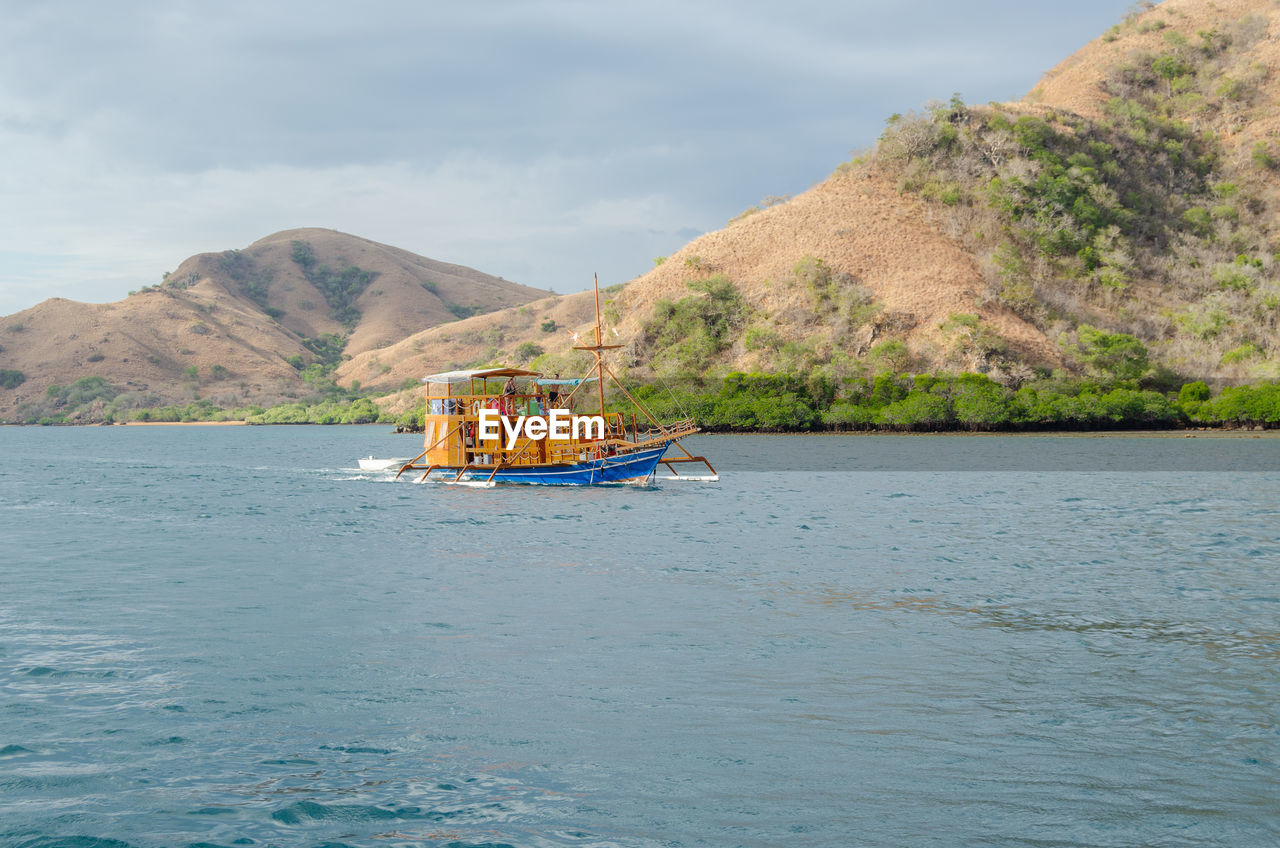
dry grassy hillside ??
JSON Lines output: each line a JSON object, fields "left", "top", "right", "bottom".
{"left": 343, "top": 169, "right": 1061, "bottom": 404}
{"left": 197, "top": 228, "right": 548, "bottom": 358}
{"left": 360, "top": 0, "right": 1280, "bottom": 407}
{"left": 1032, "top": 0, "right": 1279, "bottom": 134}
{"left": 941, "top": 0, "right": 1280, "bottom": 382}
{"left": 0, "top": 291, "right": 304, "bottom": 421}
{"left": 0, "top": 229, "right": 548, "bottom": 421}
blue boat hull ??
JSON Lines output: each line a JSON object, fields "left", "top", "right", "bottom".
{"left": 458, "top": 443, "right": 670, "bottom": 486}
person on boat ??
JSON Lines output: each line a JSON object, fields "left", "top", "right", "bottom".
{"left": 531, "top": 381, "right": 545, "bottom": 415}
{"left": 501, "top": 376, "right": 517, "bottom": 415}
{"left": 547, "top": 375, "right": 562, "bottom": 409}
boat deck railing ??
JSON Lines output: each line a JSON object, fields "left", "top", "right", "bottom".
{"left": 426, "top": 391, "right": 579, "bottom": 417}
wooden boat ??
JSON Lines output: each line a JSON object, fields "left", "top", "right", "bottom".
{"left": 395, "top": 277, "right": 715, "bottom": 486}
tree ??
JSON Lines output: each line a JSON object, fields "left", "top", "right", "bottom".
{"left": 1177, "top": 381, "right": 1210, "bottom": 404}
{"left": 951, "top": 373, "right": 1013, "bottom": 429}
{"left": 1072, "top": 325, "right": 1149, "bottom": 381}
{"left": 868, "top": 340, "right": 910, "bottom": 373}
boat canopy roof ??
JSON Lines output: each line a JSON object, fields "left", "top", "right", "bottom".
{"left": 535, "top": 378, "right": 596, "bottom": 386}
{"left": 422, "top": 367, "right": 540, "bottom": 384}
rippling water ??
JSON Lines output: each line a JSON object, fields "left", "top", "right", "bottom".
{"left": 1, "top": 426, "right": 1278, "bottom": 847}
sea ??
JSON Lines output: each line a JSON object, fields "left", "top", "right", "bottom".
{"left": 1, "top": 425, "right": 1278, "bottom": 848}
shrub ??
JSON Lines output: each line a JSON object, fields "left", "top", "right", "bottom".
{"left": 1221, "top": 342, "right": 1262, "bottom": 365}
{"left": 447, "top": 303, "right": 486, "bottom": 320}
{"left": 540, "top": 318, "right": 557, "bottom": 333}
{"left": 640, "top": 275, "right": 746, "bottom": 373}
{"left": 291, "top": 241, "right": 316, "bottom": 269}
{"left": 1071, "top": 325, "right": 1149, "bottom": 381}
{"left": 867, "top": 340, "right": 910, "bottom": 373}
{"left": 219, "top": 250, "right": 274, "bottom": 308}
{"left": 0, "top": 369, "right": 25, "bottom": 389}
{"left": 1151, "top": 53, "right": 1193, "bottom": 83}
{"left": 290, "top": 241, "right": 377, "bottom": 327}
{"left": 744, "top": 326, "right": 783, "bottom": 352}
{"left": 1252, "top": 141, "right": 1276, "bottom": 170}
{"left": 514, "top": 342, "right": 544, "bottom": 361}
{"left": 1177, "top": 299, "right": 1232, "bottom": 339}
{"left": 1178, "top": 381, "right": 1211, "bottom": 404}
{"left": 879, "top": 111, "right": 945, "bottom": 161}
{"left": 1212, "top": 257, "right": 1258, "bottom": 291}
{"left": 301, "top": 333, "right": 346, "bottom": 367}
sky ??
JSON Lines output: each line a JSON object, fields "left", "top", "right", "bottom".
{"left": 0, "top": 0, "right": 1139, "bottom": 316}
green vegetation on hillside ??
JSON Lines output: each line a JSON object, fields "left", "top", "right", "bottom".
{"left": 290, "top": 240, "right": 379, "bottom": 328}
{"left": 299, "top": 332, "right": 346, "bottom": 368}
{"left": 0, "top": 369, "right": 25, "bottom": 390}
{"left": 12, "top": 376, "right": 123, "bottom": 425}
{"left": 875, "top": 13, "right": 1277, "bottom": 381}
{"left": 446, "top": 303, "right": 498, "bottom": 321}
{"left": 219, "top": 250, "right": 278, "bottom": 316}
{"left": 639, "top": 275, "right": 749, "bottom": 376}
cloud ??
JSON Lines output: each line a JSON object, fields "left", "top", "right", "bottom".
{"left": 0, "top": 0, "right": 1134, "bottom": 315}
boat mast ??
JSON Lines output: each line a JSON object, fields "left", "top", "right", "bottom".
{"left": 573, "top": 272, "right": 622, "bottom": 420}
{"left": 593, "top": 273, "right": 606, "bottom": 416}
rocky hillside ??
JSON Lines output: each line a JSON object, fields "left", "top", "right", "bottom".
{"left": 351, "top": 0, "right": 1280, "bottom": 412}
{"left": 0, "top": 229, "right": 548, "bottom": 421}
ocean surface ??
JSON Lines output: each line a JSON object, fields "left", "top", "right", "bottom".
{"left": 2, "top": 425, "right": 1278, "bottom": 848}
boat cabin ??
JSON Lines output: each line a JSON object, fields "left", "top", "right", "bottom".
{"left": 418, "top": 367, "right": 637, "bottom": 469}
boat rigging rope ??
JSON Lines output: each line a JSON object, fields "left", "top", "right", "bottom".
{"left": 653, "top": 368, "right": 692, "bottom": 422}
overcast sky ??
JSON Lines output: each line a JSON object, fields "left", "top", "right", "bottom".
{"left": 0, "top": 0, "right": 1137, "bottom": 315}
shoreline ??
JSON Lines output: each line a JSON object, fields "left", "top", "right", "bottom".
{"left": 5, "top": 421, "right": 1271, "bottom": 438}
{"left": 121, "top": 420, "right": 248, "bottom": 427}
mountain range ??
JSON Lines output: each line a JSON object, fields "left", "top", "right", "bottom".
{"left": 2, "top": 0, "right": 1278, "bottom": 423}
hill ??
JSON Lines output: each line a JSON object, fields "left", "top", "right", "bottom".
{"left": 339, "top": 169, "right": 1058, "bottom": 398}
{"left": 4, "top": 0, "right": 1278, "bottom": 428}
{"left": 348, "top": 0, "right": 1280, "bottom": 416}
{"left": 0, "top": 229, "right": 548, "bottom": 422}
